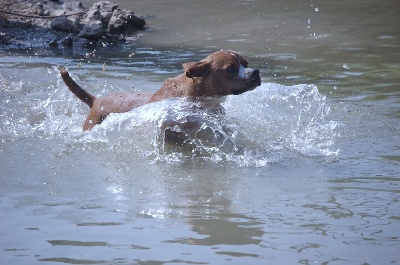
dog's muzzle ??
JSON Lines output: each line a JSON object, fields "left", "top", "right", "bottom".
{"left": 247, "top": 68, "right": 261, "bottom": 86}
{"left": 244, "top": 68, "right": 261, "bottom": 87}
{"left": 232, "top": 69, "right": 261, "bottom": 95}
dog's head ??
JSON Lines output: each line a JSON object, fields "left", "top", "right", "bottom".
{"left": 183, "top": 50, "right": 261, "bottom": 97}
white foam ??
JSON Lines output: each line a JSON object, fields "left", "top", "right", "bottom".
{"left": 1, "top": 75, "right": 340, "bottom": 166}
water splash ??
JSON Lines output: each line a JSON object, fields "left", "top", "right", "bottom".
{"left": 223, "top": 84, "right": 340, "bottom": 162}
{"left": 0, "top": 72, "right": 340, "bottom": 166}
{"left": 81, "top": 83, "right": 339, "bottom": 166}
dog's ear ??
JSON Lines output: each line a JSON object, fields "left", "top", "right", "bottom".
{"left": 182, "top": 62, "right": 196, "bottom": 72}
{"left": 183, "top": 61, "right": 211, "bottom": 78}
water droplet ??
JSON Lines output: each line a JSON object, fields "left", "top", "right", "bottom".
{"left": 315, "top": 7, "right": 319, "bottom": 12}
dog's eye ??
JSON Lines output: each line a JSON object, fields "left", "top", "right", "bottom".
{"left": 225, "top": 66, "right": 236, "bottom": 74}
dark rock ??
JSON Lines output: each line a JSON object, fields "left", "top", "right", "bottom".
{"left": 77, "top": 21, "right": 104, "bottom": 40}
{"left": 95, "top": 35, "right": 116, "bottom": 48}
{"left": 49, "top": 38, "right": 59, "bottom": 47}
{"left": 51, "top": 17, "right": 80, "bottom": 33}
{"left": 104, "top": 33, "right": 117, "bottom": 42}
{"left": 60, "top": 33, "right": 75, "bottom": 47}
{"left": 126, "top": 13, "right": 146, "bottom": 29}
{"left": 72, "top": 37, "right": 93, "bottom": 50}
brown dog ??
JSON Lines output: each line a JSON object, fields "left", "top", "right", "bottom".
{"left": 60, "top": 50, "right": 261, "bottom": 130}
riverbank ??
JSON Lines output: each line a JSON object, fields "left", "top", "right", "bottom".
{"left": 0, "top": 0, "right": 145, "bottom": 53}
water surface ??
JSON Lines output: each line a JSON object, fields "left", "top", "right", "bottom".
{"left": 1, "top": 0, "right": 399, "bottom": 264}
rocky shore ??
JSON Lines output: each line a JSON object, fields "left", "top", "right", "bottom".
{"left": 0, "top": 0, "right": 146, "bottom": 52}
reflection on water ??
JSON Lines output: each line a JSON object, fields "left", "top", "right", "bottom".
{"left": 1, "top": 0, "right": 400, "bottom": 264}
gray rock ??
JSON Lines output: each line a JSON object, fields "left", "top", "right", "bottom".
{"left": 108, "top": 9, "right": 145, "bottom": 34}
{"left": 83, "top": 1, "right": 118, "bottom": 27}
{"left": 108, "top": 9, "right": 127, "bottom": 34}
{"left": 95, "top": 1, "right": 119, "bottom": 23}
{"left": 62, "top": 1, "right": 84, "bottom": 11}
{"left": 94, "top": 1, "right": 119, "bottom": 12}
{"left": 84, "top": 9, "right": 103, "bottom": 23}
{"left": 1, "top": 0, "right": 145, "bottom": 52}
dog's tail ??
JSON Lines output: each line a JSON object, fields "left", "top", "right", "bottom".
{"left": 60, "top": 67, "right": 95, "bottom": 108}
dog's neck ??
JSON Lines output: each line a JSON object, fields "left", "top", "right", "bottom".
{"left": 148, "top": 74, "right": 208, "bottom": 102}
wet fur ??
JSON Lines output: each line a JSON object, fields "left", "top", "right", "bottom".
{"left": 60, "top": 50, "right": 261, "bottom": 131}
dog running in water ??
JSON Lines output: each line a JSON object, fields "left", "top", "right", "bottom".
{"left": 60, "top": 50, "right": 261, "bottom": 130}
